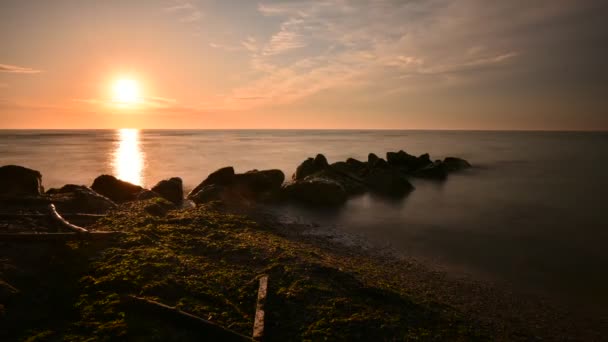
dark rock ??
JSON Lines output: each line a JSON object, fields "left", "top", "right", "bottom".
{"left": 367, "top": 153, "right": 389, "bottom": 169}
{"left": 91, "top": 174, "right": 143, "bottom": 203}
{"left": 364, "top": 168, "right": 414, "bottom": 197}
{"left": 46, "top": 184, "right": 116, "bottom": 214}
{"left": 282, "top": 177, "right": 347, "bottom": 206}
{"left": 414, "top": 162, "right": 448, "bottom": 180}
{"left": 235, "top": 169, "right": 284, "bottom": 192}
{"left": 346, "top": 158, "right": 366, "bottom": 171}
{"left": 144, "top": 198, "right": 176, "bottom": 217}
{"left": 0, "top": 165, "right": 44, "bottom": 196}
{"left": 293, "top": 154, "right": 329, "bottom": 180}
{"left": 151, "top": 177, "right": 183, "bottom": 204}
{"left": 316, "top": 168, "right": 367, "bottom": 196}
{"left": 189, "top": 184, "right": 223, "bottom": 204}
{"left": 136, "top": 189, "right": 161, "bottom": 201}
{"left": 386, "top": 150, "right": 431, "bottom": 171}
{"left": 442, "top": 157, "right": 472, "bottom": 172}
{"left": 188, "top": 167, "right": 235, "bottom": 198}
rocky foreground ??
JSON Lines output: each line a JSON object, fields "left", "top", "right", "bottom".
{"left": 0, "top": 152, "right": 603, "bottom": 340}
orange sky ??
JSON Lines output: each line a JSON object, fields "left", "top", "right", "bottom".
{"left": 1, "top": 0, "right": 606, "bottom": 130}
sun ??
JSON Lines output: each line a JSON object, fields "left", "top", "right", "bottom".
{"left": 112, "top": 79, "right": 140, "bottom": 104}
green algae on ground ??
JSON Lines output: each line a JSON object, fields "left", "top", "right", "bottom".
{"left": 2, "top": 199, "right": 488, "bottom": 341}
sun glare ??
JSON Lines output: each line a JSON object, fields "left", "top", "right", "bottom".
{"left": 112, "top": 79, "right": 140, "bottom": 104}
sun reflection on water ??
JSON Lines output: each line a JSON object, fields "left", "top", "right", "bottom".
{"left": 113, "top": 128, "right": 144, "bottom": 186}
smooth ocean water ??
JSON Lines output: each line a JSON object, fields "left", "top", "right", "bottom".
{"left": 1, "top": 129, "right": 607, "bottom": 313}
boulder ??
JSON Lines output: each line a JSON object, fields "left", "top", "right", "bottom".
{"left": 364, "top": 168, "right": 414, "bottom": 197}
{"left": 442, "top": 157, "right": 472, "bottom": 172}
{"left": 135, "top": 189, "right": 161, "bottom": 201}
{"left": 144, "top": 198, "right": 176, "bottom": 217}
{"left": 282, "top": 177, "right": 347, "bottom": 206}
{"left": 189, "top": 184, "right": 223, "bottom": 204}
{"left": 386, "top": 151, "right": 432, "bottom": 171}
{"left": 151, "top": 177, "right": 183, "bottom": 204}
{"left": 188, "top": 167, "right": 235, "bottom": 199}
{"left": 234, "top": 169, "right": 285, "bottom": 196}
{"left": 0, "top": 165, "right": 44, "bottom": 196}
{"left": 413, "top": 162, "right": 448, "bottom": 180}
{"left": 46, "top": 184, "right": 116, "bottom": 214}
{"left": 293, "top": 154, "right": 329, "bottom": 180}
{"left": 91, "top": 175, "right": 143, "bottom": 203}
{"left": 367, "top": 153, "right": 389, "bottom": 169}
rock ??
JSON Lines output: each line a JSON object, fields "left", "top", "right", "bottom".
{"left": 293, "top": 154, "right": 329, "bottom": 180}
{"left": 442, "top": 157, "right": 472, "bottom": 172}
{"left": 282, "top": 177, "right": 347, "bottom": 206}
{"left": 46, "top": 184, "right": 116, "bottom": 214}
{"left": 91, "top": 175, "right": 143, "bottom": 203}
{"left": 413, "top": 162, "right": 448, "bottom": 180}
{"left": 235, "top": 169, "right": 284, "bottom": 191}
{"left": 151, "top": 177, "right": 183, "bottom": 204}
{"left": 386, "top": 151, "right": 431, "bottom": 171}
{"left": 144, "top": 198, "right": 176, "bottom": 217}
{"left": 135, "top": 189, "right": 161, "bottom": 201}
{"left": 188, "top": 167, "right": 235, "bottom": 199}
{"left": 315, "top": 168, "right": 367, "bottom": 196}
{"left": 0, "top": 165, "right": 44, "bottom": 196}
{"left": 367, "top": 153, "right": 389, "bottom": 169}
{"left": 364, "top": 168, "right": 414, "bottom": 197}
{"left": 189, "top": 184, "right": 223, "bottom": 204}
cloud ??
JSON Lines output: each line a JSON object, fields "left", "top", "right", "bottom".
{"left": 165, "top": 0, "right": 202, "bottom": 23}
{"left": 0, "top": 63, "right": 41, "bottom": 74}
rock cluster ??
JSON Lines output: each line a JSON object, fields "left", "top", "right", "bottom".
{"left": 1, "top": 150, "right": 470, "bottom": 211}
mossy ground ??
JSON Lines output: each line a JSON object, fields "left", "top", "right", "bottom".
{"left": 0, "top": 199, "right": 558, "bottom": 340}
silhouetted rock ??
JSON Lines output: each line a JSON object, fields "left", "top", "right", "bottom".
{"left": 386, "top": 150, "right": 432, "bottom": 171}
{"left": 91, "top": 175, "right": 143, "bottom": 203}
{"left": 136, "top": 189, "right": 161, "bottom": 201}
{"left": 188, "top": 167, "right": 235, "bottom": 199}
{"left": 144, "top": 198, "right": 176, "bottom": 217}
{"left": 282, "top": 177, "right": 347, "bottom": 206}
{"left": 189, "top": 184, "right": 223, "bottom": 204}
{"left": 0, "top": 165, "right": 44, "bottom": 196}
{"left": 442, "top": 157, "right": 472, "bottom": 172}
{"left": 46, "top": 184, "right": 116, "bottom": 214}
{"left": 367, "top": 153, "right": 389, "bottom": 169}
{"left": 413, "top": 162, "right": 448, "bottom": 180}
{"left": 235, "top": 169, "right": 284, "bottom": 192}
{"left": 293, "top": 154, "right": 330, "bottom": 180}
{"left": 151, "top": 177, "right": 184, "bottom": 204}
{"left": 364, "top": 168, "right": 414, "bottom": 197}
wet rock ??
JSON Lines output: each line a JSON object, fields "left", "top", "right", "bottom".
{"left": 188, "top": 167, "right": 235, "bottom": 198}
{"left": 233, "top": 169, "right": 285, "bottom": 201}
{"left": 151, "top": 177, "right": 183, "bottom": 204}
{"left": 282, "top": 176, "right": 347, "bottom": 206}
{"left": 442, "top": 157, "right": 472, "bottom": 172}
{"left": 367, "top": 153, "right": 389, "bottom": 169}
{"left": 413, "top": 162, "right": 448, "bottom": 180}
{"left": 364, "top": 168, "right": 414, "bottom": 197}
{"left": 91, "top": 175, "right": 143, "bottom": 203}
{"left": 189, "top": 184, "right": 223, "bottom": 204}
{"left": 135, "top": 189, "right": 161, "bottom": 201}
{"left": 46, "top": 184, "right": 116, "bottom": 214}
{"left": 0, "top": 165, "right": 44, "bottom": 196}
{"left": 386, "top": 151, "right": 432, "bottom": 171}
{"left": 293, "top": 154, "right": 329, "bottom": 180}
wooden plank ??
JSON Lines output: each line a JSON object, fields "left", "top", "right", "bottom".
{"left": 253, "top": 275, "right": 268, "bottom": 341}
{"left": 0, "top": 231, "right": 122, "bottom": 242}
{"left": 123, "top": 295, "right": 253, "bottom": 341}
{"left": 48, "top": 204, "right": 89, "bottom": 233}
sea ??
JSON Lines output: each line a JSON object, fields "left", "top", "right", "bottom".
{"left": 1, "top": 129, "right": 607, "bottom": 315}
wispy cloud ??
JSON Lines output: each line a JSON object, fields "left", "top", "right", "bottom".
{"left": 165, "top": 0, "right": 202, "bottom": 23}
{"left": 0, "top": 63, "right": 41, "bottom": 74}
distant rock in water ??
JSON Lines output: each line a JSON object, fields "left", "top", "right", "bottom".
{"left": 188, "top": 166, "right": 235, "bottom": 198}
{"left": 364, "top": 168, "right": 414, "bottom": 197}
{"left": 413, "top": 162, "right": 448, "bottom": 180}
{"left": 442, "top": 157, "right": 472, "bottom": 172}
{"left": 46, "top": 184, "right": 116, "bottom": 214}
{"left": 0, "top": 165, "right": 44, "bottom": 196}
{"left": 151, "top": 177, "right": 183, "bottom": 204}
{"left": 91, "top": 175, "right": 143, "bottom": 203}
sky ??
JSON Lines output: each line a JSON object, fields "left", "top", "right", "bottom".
{"left": 0, "top": 0, "right": 606, "bottom": 130}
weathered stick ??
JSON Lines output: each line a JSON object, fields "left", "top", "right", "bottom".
{"left": 48, "top": 204, "right": 89, "bottom": 233}
{"left": 122, "top": 295, "right": 253, "bottom": 341}
{"left": 0, "top": 231, "right": 122, "bottom": 242}
{"left": 253, "top": 275, "right": 268, "bottom": 341}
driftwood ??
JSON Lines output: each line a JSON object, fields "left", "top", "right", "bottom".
{"left": 48, "top": 204, "right": 89, "bottom": 233}
{"left": 253, "top": 275, "right": 268, "bottom": 341}
{"left": 0, "top": 231, "right": 122, "bottom": 242}
{"left": 122, "top": 295, "right": 253, "bottom": 341}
